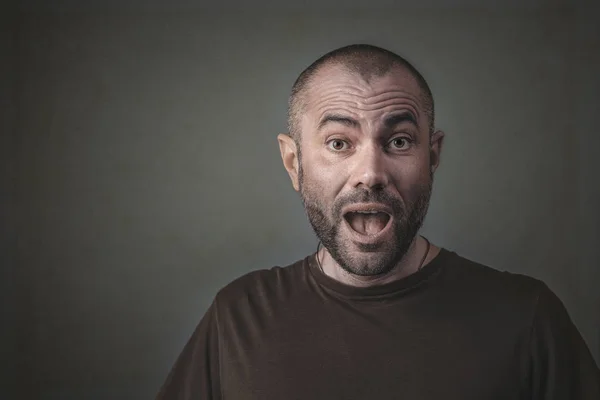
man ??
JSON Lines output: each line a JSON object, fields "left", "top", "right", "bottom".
{"left": 157, "top": 44, "right": 600, "bottom": 399}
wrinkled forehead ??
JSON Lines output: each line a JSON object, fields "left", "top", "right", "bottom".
{"left": 302, "top": 64, "right": 426, "bottom": 119}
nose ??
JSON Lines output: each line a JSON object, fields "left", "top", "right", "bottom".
{"left": 348, "top": 142, "right": 389, "bottom": 190}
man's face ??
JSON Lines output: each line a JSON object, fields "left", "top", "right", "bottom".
{"left": 281, "top": 65, "right": 443, "bottom": 276}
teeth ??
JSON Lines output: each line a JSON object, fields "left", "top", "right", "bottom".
{"left": 355, "top": 211, "right": 382, "bottom": 214}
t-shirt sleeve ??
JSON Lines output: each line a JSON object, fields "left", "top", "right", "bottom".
{"left": 156, "top": 300, "right": 221, "bottom": 400}
{"left": 529, "top": 282, "right": 600, "bottom": 399}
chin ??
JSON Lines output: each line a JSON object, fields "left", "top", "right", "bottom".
{"left": 335, "top": 244, "right": 400, "bottom": 277}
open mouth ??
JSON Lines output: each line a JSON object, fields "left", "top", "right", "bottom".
{"left": 344, "top": 210, "right": 391, "bottom": 236}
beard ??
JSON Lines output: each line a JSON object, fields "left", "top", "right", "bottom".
{"left": 298, "top": 158, "right": 433, "bottom": 277}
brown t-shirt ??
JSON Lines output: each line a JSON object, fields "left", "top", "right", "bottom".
{"left": 157, "top": 249, "right": 600, "bottom": 399}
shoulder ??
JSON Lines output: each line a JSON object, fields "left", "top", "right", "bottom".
{"left": 442, "top": 250, "right": 546, "bottom": 295}
{"left": 438, "top": 250, "right": 551, "bottom": 318}
{"left": 213, "top": 256, "right": 310, "bottom": 309}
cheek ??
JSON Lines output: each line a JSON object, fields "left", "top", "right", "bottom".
{"left": 301, "top": 152, "right": 346, "bottom": 192}
{"left": 302, "top": 167, "right": 334, "bottom": 198}
{"left": 389, "top": 159, "right": 431, "bottom": 193}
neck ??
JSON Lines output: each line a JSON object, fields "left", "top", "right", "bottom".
{"left": 318, "top": 236, "right": 438, "bottom": 288}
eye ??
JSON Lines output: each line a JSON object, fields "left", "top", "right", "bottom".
{"left": 327, "top": 139, "right": 350, "bottom": 151}
{"left": 388, "top": 137, "right": 411, "bottom": 150}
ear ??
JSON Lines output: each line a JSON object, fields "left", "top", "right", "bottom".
{"left": 277, "top": 133, "right": 300, "bottom": 191}
{"left": 429, "top": 130, "right": 445, "bottom": 173}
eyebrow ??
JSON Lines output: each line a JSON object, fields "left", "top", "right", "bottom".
{"left": 317, "top": 114, "right": 360, "bottom": 130}
{"left": 383, "top": 112, "right": 418, "bottom": 128}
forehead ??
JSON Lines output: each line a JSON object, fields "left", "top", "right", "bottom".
{"left": 302, "top": 64, "right": 425, "bottom": 120}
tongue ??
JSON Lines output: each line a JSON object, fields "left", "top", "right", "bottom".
{"left": 347, "top": 212, "right": 389, "bottom": 235}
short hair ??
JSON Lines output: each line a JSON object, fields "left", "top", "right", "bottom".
{"left": 287, "top": 44, "right": 435, "bottom": 142}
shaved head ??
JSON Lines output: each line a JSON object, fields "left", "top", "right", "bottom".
{"left": 287, "top": 44, "right": 435, "bottom": 142}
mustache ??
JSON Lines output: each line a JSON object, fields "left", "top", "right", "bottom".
{"left": 333, "top": 189, "right": 405, "bottom": 217}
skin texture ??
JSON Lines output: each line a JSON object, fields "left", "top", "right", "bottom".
{"left": 279, "top": 63, "right": 444, "bottom": 287}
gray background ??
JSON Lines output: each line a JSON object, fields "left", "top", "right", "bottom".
{"left": 2, "top": 0, "right": 599, "bottom": 399}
